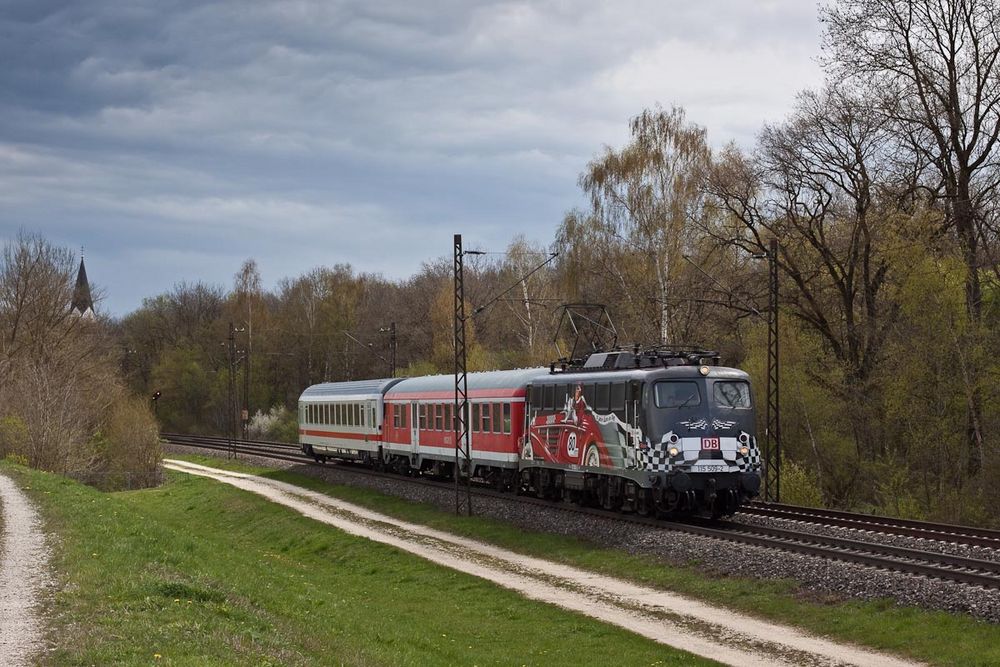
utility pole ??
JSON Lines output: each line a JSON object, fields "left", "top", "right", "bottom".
{"left": 227, "top": 323, "right": 247, "bottom": 455}
{"left": 380, "top": 322, "right": 397, "bottom": 378}
{"left": 764, "top": 239, "right": 781, "bottom": 502}
{"left": 227, "top": 322, "right": 237, "bottom": 458}
{"left": 242, "top": 334, "right": 251, "bottom": 440}
{"left": 453, "top": 234, "right": 473, "bottom": 516}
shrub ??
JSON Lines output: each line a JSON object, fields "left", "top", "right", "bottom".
{"left": 779, "top": 459, "right": 825, "bottom": 507}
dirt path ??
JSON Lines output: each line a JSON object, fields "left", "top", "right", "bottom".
{"left": 164, "top": 459, "right": 922, "bottom": 667}
{"left": 0, "top": 471, "right": 49, "bottom": 667}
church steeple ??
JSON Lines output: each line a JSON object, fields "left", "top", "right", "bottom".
{"left": 71, "top": 249, "right": 95, "bottom": 318}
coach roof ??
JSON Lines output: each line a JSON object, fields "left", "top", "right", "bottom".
{"left": 300, "top": 378, "right": 403, "bottom": 401}
{"left": 386, "top": 368, "right": 546, "bottom": 398}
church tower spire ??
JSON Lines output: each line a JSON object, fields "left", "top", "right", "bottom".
{"left": 71, "top": 249, "right": 95, "bottom": 318}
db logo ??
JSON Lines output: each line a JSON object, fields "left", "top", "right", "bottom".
{"left": 701, "top": 437, "right": 721, "bottom": 450}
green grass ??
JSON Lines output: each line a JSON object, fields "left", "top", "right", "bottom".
{"left": 166, "top": 453, "right": 1000, "bottom": 667}
{"left": 4, "top": 461, "right": 712, "bottom": 666}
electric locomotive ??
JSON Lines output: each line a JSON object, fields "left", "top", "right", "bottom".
{"left": 520, "top": 347, "right": 761, "bottom": 517}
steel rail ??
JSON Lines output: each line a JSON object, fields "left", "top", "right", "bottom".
{"left": 742, "top": 502, "right": 1000, "bottom": 549}
{"left": 162, "top": 433, "right": 1000, "bottom": 590}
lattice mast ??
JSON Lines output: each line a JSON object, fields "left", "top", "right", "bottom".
{"left": 452, "top": 234, "right": 473, "bottom": 515}
{"left": 763, "top": 238, "right": 781, "bottom": 502}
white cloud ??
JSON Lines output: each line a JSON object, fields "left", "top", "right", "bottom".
{"left": 0, "top": 0, "right": 826, "bottom": 314}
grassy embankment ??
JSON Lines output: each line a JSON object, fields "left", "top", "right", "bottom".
{"left": 176, "top": 454, "right": 1000, "bottom": 667}
{"left": 3, "top": 459, "right": 709, "bottom": 666}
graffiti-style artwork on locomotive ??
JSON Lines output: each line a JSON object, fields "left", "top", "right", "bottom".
{"left": 523, "top": 383, "right": 644, "bottom": 470}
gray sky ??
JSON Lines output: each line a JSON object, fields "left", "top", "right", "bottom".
{"left": 0, "top": 0, "right": 824, "bottom": 315}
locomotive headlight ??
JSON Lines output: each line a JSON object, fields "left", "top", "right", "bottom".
{"left": 699, "top": 365, "right": 710, "bottom": 376}
{"left": 738, "top": 433, "right": 749, "bottom": 444}
{"left": 668, "top": 433, "right": 679, "bottom": 444}
{"left": 739, "top": 446, "right": 750, "bottom": 456}
{"left": 668, "top": 446, "right": 680, "bottom": 457}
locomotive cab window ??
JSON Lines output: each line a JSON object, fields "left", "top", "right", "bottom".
{"left": 654, "top": 381, "right": 702, "bottom": 408}
{"left": 713, "top": 381, "right": 751, "bottom": 409}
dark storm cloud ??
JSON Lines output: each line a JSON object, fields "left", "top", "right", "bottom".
{"left": 0, "top": 0, "right": 822, "bottom": 314}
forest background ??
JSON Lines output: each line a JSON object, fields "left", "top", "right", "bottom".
{"left": 4, "top": 0, "right": 1000, "bottom": 525}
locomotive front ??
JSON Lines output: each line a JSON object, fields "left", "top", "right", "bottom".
{"left": 640, "top": 364, "right": 761, "bottom": 516}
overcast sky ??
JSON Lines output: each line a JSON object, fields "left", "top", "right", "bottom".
{"left": 0, "top": 0, "right": 824, "bottom": 315}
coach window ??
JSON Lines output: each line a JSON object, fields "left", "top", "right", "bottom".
{"left": 432, "top": 404, "right": 441, "bottom": 430}
{"left": 472, "top": 403, "right": 481, "bottom": 432}
{"left": 530, "top": 385, "right": 542, "bottom": 411}
{"left": 444, "top": 404, "right": 452, "bottom": 432}
{"left": 481, "top": 403, "right": 491, "bottom": 432}
{"left": 502, "top": 403, "right": 511, "bottom": 434}
{"left": 582, "top": 383, "right": 596, "bottom": 408}
{"left": 419, "top": 404, "right": 427, "bottom": 430}
{"left": 491, "top": 403, "right": 501, "bottom": 433}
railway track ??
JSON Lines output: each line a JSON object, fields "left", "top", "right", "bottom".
{"left": 740, "top": 501, "right": 1000, "bottom": 550}
{"left": 162, "top": 432, "right": 1000, "bottom": 590}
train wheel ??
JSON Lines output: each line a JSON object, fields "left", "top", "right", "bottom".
{"left": 598, "top": 477, "right": 613, "bottom": 511}
{"left": 636, "top": 489, "right": 652, "bottom": 516}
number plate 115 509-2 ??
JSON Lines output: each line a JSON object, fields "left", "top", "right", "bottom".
{"left": 695, "top": 465, "right": 730, "bottom": 473}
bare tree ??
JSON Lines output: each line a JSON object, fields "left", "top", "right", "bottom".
{"left": 705, "top": 86, "right": 911, "bottom": 463}
{"left": 579, "top": 106, "right": 711, "bottom": 344}
{"left": 822, "top": 0, "right": 1000, "bottom": 473}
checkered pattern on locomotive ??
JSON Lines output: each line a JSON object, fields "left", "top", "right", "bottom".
{"left": 641, "top": 430, "right": 760, "bottom": 474}
{"left": 737, "top": 435, "right": 761, "bottom": 472}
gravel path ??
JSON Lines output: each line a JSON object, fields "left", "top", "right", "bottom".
{"left": 166, "top": 458, "right": 922, "bottom": 667}
{"left": 164, "top": 445, "right": 1000, "bottom": 622}
{"left": 0, "top": 471, "right": 50, "bottom": 667}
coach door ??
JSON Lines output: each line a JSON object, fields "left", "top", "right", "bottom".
{"left": 410, "top": 401, "right": 420, "bottom": 457}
